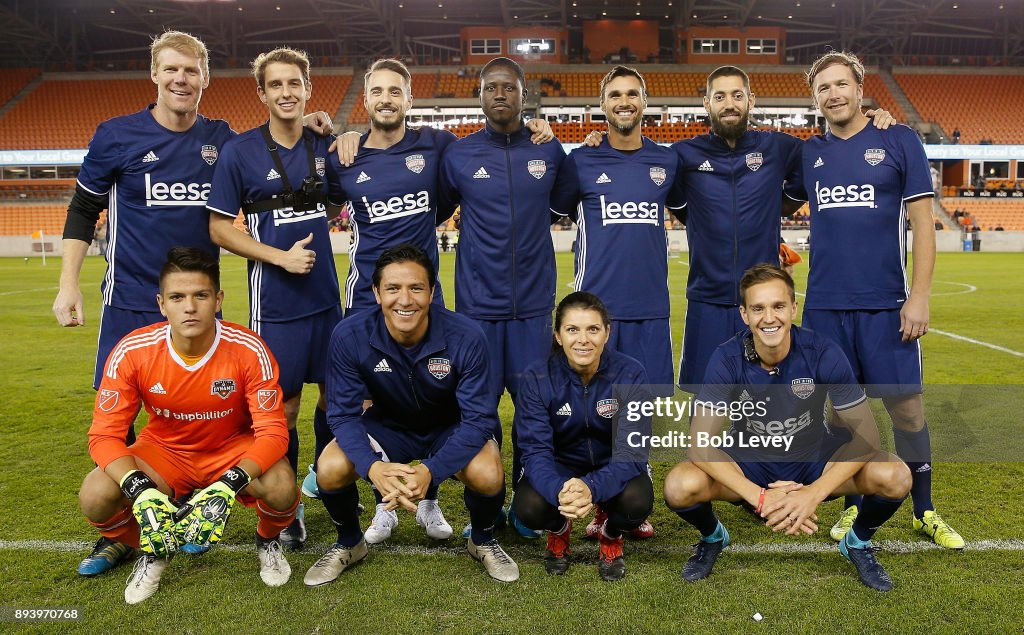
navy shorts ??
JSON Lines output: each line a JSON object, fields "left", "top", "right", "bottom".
{"left": 729, "top": 427, "right": 853, "bottom": 488}
{"left": 802, "top": 308, "right": 922, "bottom": 397}
{"left": 609, "top": 318, "right": 674, "bottom": 394}
{"left": 362, "top": 416, "right": 487, "bottom": 472}
{"left": 678, "top": 299, "right": 746, "bottom": 392}
{"left": 254, "top": 306, "right": 342, "bottom": 396}
{"left": 95, "top": 305, "right": 166, "bottom": 390}
{"left": 473, "top": 314, "right": 552, "bottom": 400}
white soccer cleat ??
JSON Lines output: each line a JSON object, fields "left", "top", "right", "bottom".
{"left": 364, "top": 503, "right": 399, "bottom": 544}
{"left": 303, "top": 540, "right": 368, "bottom": 587}
{"left": 257, "top": 538, "right": 292, "bottom": 587}
{"left": 416, "top": 499, "right": 453, "bottom": 540}
{"left": 124, "top": 554, "right": 169, "bottom": 605}
{"left": 467, "top": 538, "right": 520, "bottom": 582}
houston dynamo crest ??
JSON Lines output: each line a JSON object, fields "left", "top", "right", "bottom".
{"left": 406, "top": 154, "right": 425, "bottom": 174}
{"left": 596, "top": 398, "right": 619, "bottom": 418}
{"left": 864, "top": 148, "right": 885, "bottom": 166}
{"left": 428, "top": 357, "right": 451, "bottom": 380}
{"left": 791, "top": 378, "right": 815, "bottom": 400}
{"left": 650, "top": 166, "right": 666, "bottom": 186}
{"left": 315, "top": 157, "right": 326, "bottom": 177}
{"left": 745, "top": 152, "right": 763, "bottom": 171}
{"left": 211, "top": 378, "right": 237, "bottom": 399}
{"left": 528, "top": 160, "right": 547, "bottom": 179}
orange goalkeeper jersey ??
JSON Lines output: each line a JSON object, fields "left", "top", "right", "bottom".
{"left": 89, "top": 320, "right": 288, "bottom": 473}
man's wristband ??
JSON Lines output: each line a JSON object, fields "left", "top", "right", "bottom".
{"left": 119, "top": 470, "right": 157, "bottom": 501}
{"left": 754, "top": 488, "right": 767, "bottom": 515}
{"left": 217, "top": 466, "right": 252, "bottom": 494}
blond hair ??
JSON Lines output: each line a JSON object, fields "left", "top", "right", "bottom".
{"left": 806, "top": 50, "right": 865, "bottom": 92}
{"left": 151, "top": 31, "right": 209, "bottom": 80}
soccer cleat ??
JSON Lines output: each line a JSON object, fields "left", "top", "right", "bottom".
{"left": 585, "top": 506, "right": 609, "bottom": 540}
{"left": 78, "top": 537, "right": 134, "bottom": 577}
{"left": 301, "top": 464, "right": 319, "bottom": 499}
{"left": 124, "top": 554, "right": 169, "bottom": 604}
{"left": 508, "top": 506, "right": 543, "bottom": 539}
{"left": 913, "top": 511, "right": 965, "bottom": 550}
{"left": 629, "top": 519, "right": 654, "bottom": 540}
{"left": 682, "top": 524, "right": 730, "bottom": 582}
{"left": 830, "top": 505, "right": 859, "bottom": 542}
{"left": 279, "top": 502, "right": 307, "bottom": 551}
{"left": 597, "top": 531, "right": 626, "bottom": 581}
{"left": 416, "top": 499, "right": 453, "bottom": 540}
{"left": 840, "top": 534, "right": 894, "bottom": 592}
{"left": 364, "top": 503, "right": 399, "bottom": 544}
{"left": 544, "top": 521, "right": 572, "bottom": 576}
{"left": 303, "top": 540, "right": 368, "bottom": 587}
{"left": 467, "top": 538, "right": 520, "bottom": 582}
{"left": 179, "top": 542, "right": 211, "bottom": 555}
{"left": 257, "top": 537, "right": 291, "bottom": 587}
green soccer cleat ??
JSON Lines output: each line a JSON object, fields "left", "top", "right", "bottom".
{"left": 830, "top": 505, "right": 859, "bottom": 542}
{"left": 913, "top": 511, "right": 965, "bottom": 550}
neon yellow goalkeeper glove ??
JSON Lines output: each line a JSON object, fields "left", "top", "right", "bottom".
{"left": 119, "top": 470, "right": 179, "bottom": 557}
{"left": 175, "top": 466, "right": 251, "bottom": 547}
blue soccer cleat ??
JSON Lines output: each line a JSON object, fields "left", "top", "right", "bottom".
{"left": 682, "top": 523, "right": 730, "bottom": 582}
{"left": 301, "top": 464, "right": 320, "bottom": 499}
{"left": 78, "top": 537, "right": 134, "bottom": 577}
{"left": 840, "top": 533, "right": 894, "bottom": 592}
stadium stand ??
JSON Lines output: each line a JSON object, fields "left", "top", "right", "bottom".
{"left": 0, "top": 73, "right": 352, "bottom": 149}
{"left": 0, "top": 68, "right": 41, "bottom": 108}
{"left": 895, "top": 72, "right": 1024, "bottom": 143}
{"left": 0, "top": 204, "right": 67, "bottom": 236}
{"left": 0, "top": 179, "right": 75, "bottom": 202}
{"left": 941, "top": 199, "right": 1024, "bottom": 231}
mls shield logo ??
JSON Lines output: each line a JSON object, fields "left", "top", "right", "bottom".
{"left": 864, "top": 148, "right": 886, "bottom": 166}
{"left": 791, "top": 378, "right": 815, "bottom": 400}
{"left": 258, "top": 389, "right": 279, "bottom": 411}
{"left": 315, "top": 157, "right": 326, "bottom": 177}
{"left": 650, "top": 166, "right": 666, "bottom": 186}
{"left": 745, "top": 152, "right": 763, "bottom": 172}
{"left": 211, "top": 378, "right": 237, "bottom": 400}
{"left": 406, "top": 154, "right": 425, "bottom": 174}
{"left": 98, "top": 389, "right": 120, "bottom": 412}
{"left": 427, "top": 357, "right": 451, "bottom": 380}
{"left": 596, "top": 398, "right": 619, "bottom": 418}
{"left": 528, "top": 160, "right": 547, "bottom": 179}
{"left": 201, "top": 145, "right": 219, "bottom": 166}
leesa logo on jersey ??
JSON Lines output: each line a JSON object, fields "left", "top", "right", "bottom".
{"left": 144, "top": 173, "right": 211, "bottom": 207}
{"left": 599, "top": 194, "right": 660, "bottom": 226}
{"left": 273, "top": 205, "right": 327, "bottom": 226}
{"left": 362, "top": 190, "right": 430, "bottom": 224}
{"left": 746, "top": 409, "right": 812, "bottom": 436}
{"left": 814, "top": 180, "right": 876, "bottom": 210}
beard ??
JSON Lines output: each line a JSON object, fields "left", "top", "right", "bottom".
{"left": 711, "top": 109, "right": 749, "bottom": 143}
{"left": 371, "top": 112, "right": 404, "bottom": 132}
{"left": 607, "top": 111, "right": 642, "bottom": 136}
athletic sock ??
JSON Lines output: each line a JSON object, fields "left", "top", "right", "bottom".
{"left": 311, "top": 407, "right": 331, "bottom": 471}
{"left": 466, "top": 485, "right": 505, "bottom": 545}
{"left": 672, "top": 502, "right": 720, "bottom": 539}
{"left": 850, "top": 494, "right": 905, "bottom": 543}
{"left": 286, "top": 427, "right": 299, "bottom": 475}
{"left": 844, "top": 495, "right": 864, "bottom": 510}
{"left": 319, "top": 484, "right": 363, "bottom": 548}
{"left": 894, "top": 424, "right": 934, "bottom": 518}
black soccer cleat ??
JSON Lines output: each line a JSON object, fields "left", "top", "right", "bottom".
{"left": 682, "top": 524, "right": 730, "bottom": 582}
{"left": 840, "top": 534, "right": 893, "bottom": 592}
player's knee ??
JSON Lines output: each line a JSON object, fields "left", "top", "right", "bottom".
{"left": 663, "top": 462, "right": 704, "bottom": 508}
{"left": 254, "top": 461, "right": 299, "bottom": 508}
{"left": 78, "top": 468, "right": 124, "bottom": 519}
{"left": 878, "top": 459, "right": 912, "bottom": 499}
{"left": 316, "top": 449, "right": 357, "bottom": 490}
{"left": 463, "top": 447, "right": 505, "bottom": 497}
{"left": 884, "top": 395, "right": 925, "bottom": 431}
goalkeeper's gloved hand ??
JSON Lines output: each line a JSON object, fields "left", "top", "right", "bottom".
{"left": 120, "top": 470, "right": 179, "bottom": 558}
{"left": 175, "top": 466, "right": 251, "bottom": 547}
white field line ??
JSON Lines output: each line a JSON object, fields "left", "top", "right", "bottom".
{"left": 930, "top": 329, "right": 1024, "bottom": 358}
{"left": 2, "top": 538, "right": 1022, "bottom": 556}
{"left": 0, "top": 286, "right": 57, "bottom": 296}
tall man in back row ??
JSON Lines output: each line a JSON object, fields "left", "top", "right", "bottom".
{"left": 207, "top": 47, "right": 342, "bottom": 551}
{"left": 785, "top": 51, "right": 963, "bottom": 548}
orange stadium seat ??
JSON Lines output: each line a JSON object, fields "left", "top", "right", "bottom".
{"left": 0, "top": 204, "right": 67, "bottom": 236}
{"left": 896, "top": 73, "right": 1024, "bottom": 143}
{"left": 0, "top": 68, "right": 41, "bottom": 108}
{"left": 941, "top": 198, "right": 1024, "bottom": 230}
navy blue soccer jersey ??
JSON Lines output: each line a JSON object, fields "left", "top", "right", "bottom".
{"left": 785, "top": 124, "right": 933, "bottom": 310}
{"left": 550, "top": 137, "right": 684, "bottom": 320}
{"left": 697, "top": 326, "right": 866, "bottom": 461}
{"left": 206, "top": 127, "right": 340, "bottom": 323}
{"left": 328, "top": 126, "right": 455, "bottom": 313}
{"left": 77, "top": 105, "right": 234, "bottom": 311}
{"left": 439, "top": 124, "right": 566, "bottom": 320}
{"left": 672, "top": 130, "right": 803, "bottom": 306}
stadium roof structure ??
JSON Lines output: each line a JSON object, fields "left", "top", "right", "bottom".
{"left": 2, "top": 0, "right": 1022, "bottom": 68}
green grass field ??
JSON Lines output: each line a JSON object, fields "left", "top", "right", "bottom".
{"left": 1, "top": 251, "right": 1022, "bottom": 633}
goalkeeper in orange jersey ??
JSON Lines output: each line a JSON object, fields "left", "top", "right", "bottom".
{"left": 77, "top": 247, "right": 299, "bottom": 604}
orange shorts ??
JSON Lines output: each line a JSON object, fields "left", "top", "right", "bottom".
{"left": 129, "top": 433, "right": 262, "bottom": 506}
